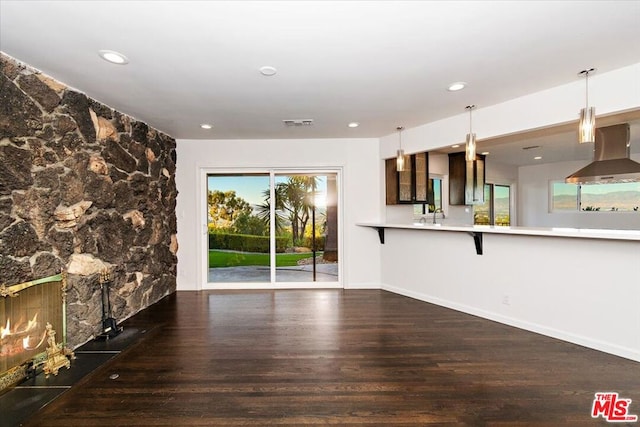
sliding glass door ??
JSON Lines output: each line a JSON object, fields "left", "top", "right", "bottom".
{"left": 206, "top": 170, "right": 339, "bottom": 286}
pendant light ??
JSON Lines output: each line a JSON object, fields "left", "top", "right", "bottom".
{"left": 578, "top": 68, "right": 596, "bottom": 143}
{"left": 465, "top": 105, "right": 477, "bottom": 161}
{"left": 396, "top": 126, "right": 406, "bottom": 171}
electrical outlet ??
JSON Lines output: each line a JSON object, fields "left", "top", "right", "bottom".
{"left": 502, "top": 295, "right": 510, "bottom": 306}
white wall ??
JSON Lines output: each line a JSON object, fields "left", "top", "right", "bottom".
{"left": 486, "top": 158, "right": 518, "bottom": 184}
{"left": 519, "top": 154, "right": 640, "bottom": 229}
{"left": 380, "top": 228, "right": 640, "bottom": 362}
{"left": 175, "top": 138, "right": 382, "bottom": 291}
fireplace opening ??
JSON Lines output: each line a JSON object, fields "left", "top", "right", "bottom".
{"left": 1, "top": 273, "right": 70, "bottom": 393}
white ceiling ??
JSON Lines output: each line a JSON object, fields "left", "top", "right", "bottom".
{"left": 1, "top": 1, "right": 639, "bottom": 143}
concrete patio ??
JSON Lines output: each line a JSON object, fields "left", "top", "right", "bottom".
{"left": 208, "top": 263, "right": 339, "bottom": 283}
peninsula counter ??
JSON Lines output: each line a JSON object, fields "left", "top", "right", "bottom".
{"left": 357, "top": 222, "right": 640, "bottom": 362}
{"left": 358, "top": 222, "right": 640, "bottom": 254}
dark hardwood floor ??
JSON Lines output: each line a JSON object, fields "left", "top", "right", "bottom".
{"left": 20, "top": 290, "right": 640, "bottom": 426}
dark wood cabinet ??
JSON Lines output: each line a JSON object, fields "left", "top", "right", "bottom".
{"left": 448, "top": 152, "right": 485, "bottom": 205}
{"left": 385, "top": 152, "right": 432, "bottom": 205}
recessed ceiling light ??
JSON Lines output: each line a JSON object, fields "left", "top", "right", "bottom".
{"left": 452, "top": 144, "right": 460, "bottom": 148}
{"left": 200, "top": 123, "right": 213, "bottom": 129}
{"left": 348, "top": 122, "right": 359, "bottom": 128}
{"left": 98, "top": 50, "right": 129, "bottom": 65}
{"left": 447, "top": 82, "right": 466, "bottom": 91}
{"left": 259, "top": 66, "right": 277, "bottom": 76}
{"left": 534, "top": 156, "right": 542, "bottom": 160}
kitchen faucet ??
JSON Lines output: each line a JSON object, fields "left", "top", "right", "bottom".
{"left": 432, "top": 208, "right": 445, "bottom": 224}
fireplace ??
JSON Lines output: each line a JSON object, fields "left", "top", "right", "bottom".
{"left": 0, "top": 273, "right": 68, "bottom": 392}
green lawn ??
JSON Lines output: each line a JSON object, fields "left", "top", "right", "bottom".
{"left": 209, "top": 250, "right": 318, "bottom": 268}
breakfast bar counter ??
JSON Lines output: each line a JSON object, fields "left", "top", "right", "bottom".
{"left": 358, "top": 222, "right": 640, "bottom": 254}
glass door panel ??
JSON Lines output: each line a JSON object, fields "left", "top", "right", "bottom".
{"left": 273, "top": 173, "right": 339, "bottom": 283}
{"left": 473, "top": 183, "right": 511, "bottom": 226}
{"left": 473, "top": 184, "right": 492, "bottom": 225}
{"left": 494, "top": 185, "right": 511, "bottom": 226}
{"left": 207, "top": 174, "right": 271, "bottom": 283}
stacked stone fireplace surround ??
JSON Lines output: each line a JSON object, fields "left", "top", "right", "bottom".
{"left": 0, "top": 53, "right": 178, "bottom": 349}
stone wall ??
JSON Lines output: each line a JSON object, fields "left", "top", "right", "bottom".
{"left": 0, "top": 53, "right": 178, "bottom": 347}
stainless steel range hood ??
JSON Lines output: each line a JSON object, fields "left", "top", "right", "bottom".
{"left": 565, "top": 123, "right": 640, "bottom": 184}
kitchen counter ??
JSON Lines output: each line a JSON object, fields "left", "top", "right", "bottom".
{"left": 357, "top": 222, "right": 640, "bottom": 254}
{"left": 358, "top": 222, "right": 640, "bottom": 240}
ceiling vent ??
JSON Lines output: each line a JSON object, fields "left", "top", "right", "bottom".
{"left": 283, "top": 119, "right": 314, "bottom": 127}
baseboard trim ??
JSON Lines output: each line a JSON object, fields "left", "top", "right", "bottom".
{"left": 343, "top": 282, "right": 381, "bottom": 289}
{"left": 382, "top": 283, "right": 640, "bottom": 363}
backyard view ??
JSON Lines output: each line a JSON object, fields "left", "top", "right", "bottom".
{"left": 207, "top": 172, "right": 339, "bottom": 283}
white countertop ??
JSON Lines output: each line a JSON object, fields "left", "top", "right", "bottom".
{"left": 357, "top": 222, "right": 640, "bottom": 241}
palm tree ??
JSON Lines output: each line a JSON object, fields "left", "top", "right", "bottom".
{"left": 279, "top": 176, "right": 319, "bottom": 246}
{"left": 255, "top": 186, "right": 286, "bottom": 233}
{"left": 256, "top": 176, "right": 319, "bottom": 247}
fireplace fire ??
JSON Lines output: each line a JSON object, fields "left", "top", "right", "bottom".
{"left": 0, "top": 313, "right": 46, "bottom": 356}
{"left": 0, "top": 273, "right": 70, "bottom": 392}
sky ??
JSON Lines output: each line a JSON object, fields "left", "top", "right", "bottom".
{"left": 554, "top": 181, "right": 640, "bottom": 196}
{"left": 208, "top": 174, "right": 329, "bottom": 207}
{"left": 208, "top": 175, "right": 269, "bottom": 206}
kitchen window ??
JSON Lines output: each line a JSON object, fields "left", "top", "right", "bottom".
{"left": 550, "top": 181, "right": 640, "bottom": 212}
{"left": 414, "top": 177, "right": 442, "bottom": 215}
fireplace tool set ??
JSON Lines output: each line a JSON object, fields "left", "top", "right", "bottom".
{"left": 97, "top": 270, "right": 123, "bottom": 340}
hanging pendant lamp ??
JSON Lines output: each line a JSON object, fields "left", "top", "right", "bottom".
{"left": 465, "top": 105, "right": 477, "bottom": 161}
{"left": 396, "top": 126, "right": 406, "bottom": 171}
{"left": 578, "top": 68, "right": 596, "bottom": 144}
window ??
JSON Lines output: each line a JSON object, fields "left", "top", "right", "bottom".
{"left": 207, "top": 174, "right": 271, "bottom": 283}
{"left": 550, "top": 181, "right": 640, "bottom": 212}
{"left": 551, "top": 182, "right": 579, "bottom": 211}
{"left": 473, "top": 183, "right": 511, "bottom": 226}
{"left": 414, "top": 177, "right": 442, "bottom": 215}
{"left": 494, "top": 185, "right": 511, "bottom": 225}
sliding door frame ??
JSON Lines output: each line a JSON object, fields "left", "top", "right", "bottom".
{"left": 197, "top": 167, "right": 343, "bottom": 290}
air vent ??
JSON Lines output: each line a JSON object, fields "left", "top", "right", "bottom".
{"left": 283, "top": 119, "right": 314, "bottom": 127}
{"left": 522, "top": 145, "right": 541, "bottom": 150}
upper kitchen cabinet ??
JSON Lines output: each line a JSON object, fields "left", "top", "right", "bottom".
{"left": 449, "top": 152, "right": 485, "bottom": 205}
{"left": 386, "top": 152, "right": 432, "bottom": 205}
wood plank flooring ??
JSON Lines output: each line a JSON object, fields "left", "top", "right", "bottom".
{"left": 20, "top": 290, "right": 640, "bottom": 426}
